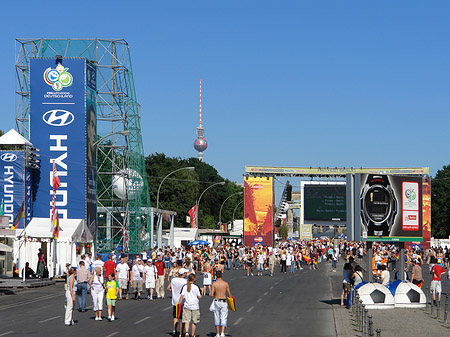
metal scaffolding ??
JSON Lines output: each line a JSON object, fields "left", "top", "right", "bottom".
{"left": 15, "top": 38, "right": 151, "bottom": 254}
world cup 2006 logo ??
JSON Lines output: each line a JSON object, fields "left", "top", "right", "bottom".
{"left": 43, "top": 63, "right": 73, "bottom": 91}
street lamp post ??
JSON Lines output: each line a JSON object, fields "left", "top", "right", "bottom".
{"left": 155, "top": 167, "right": 195, "bottom": 247}
{"left": 218, "top": 192, "right": 243, "bottom": 226}
{"left": 196, "top": 181, "right": 226, "bottom": 228}
{"left": 93, "top": 130, "right": 131, "bottom": 147}
{"left": 232, "top": 200, "right": 244, "bottom": 231}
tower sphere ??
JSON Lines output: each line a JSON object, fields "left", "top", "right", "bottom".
{"left": 194, "top": 137, "right": 207, "bottom": 152}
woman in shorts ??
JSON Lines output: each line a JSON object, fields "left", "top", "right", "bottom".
{"left": 179, "top": 274, "right": 202, "bottom": 337}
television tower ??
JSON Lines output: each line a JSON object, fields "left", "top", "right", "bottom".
{"left": 193, "top": 79, "right": 207, "bottom": 161}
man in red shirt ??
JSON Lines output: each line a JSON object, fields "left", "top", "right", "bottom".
{"left": 103, "top": 254, "right": 117, "bottom": 278}
{"left": 155, "top": 255, "right": 165, "bottom": 299}
{"left": 430, "top": 257, "right": 446, "bottom": 304}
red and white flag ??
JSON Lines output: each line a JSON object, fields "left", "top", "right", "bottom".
{"left": 50, "top": 161, "right": 61, "bottom": 233}
{"left": 188, "top": 205, "right": 197, "bottom": 229}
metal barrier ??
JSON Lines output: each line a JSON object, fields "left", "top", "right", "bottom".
{"left": 376, "top": 328, "right": 381, "bottom": 336}
{"left": 444, "top": 294, "right": 449, "bottom": 324}
{"left": 368, "top": 314, "right": 374, "bottom": 337}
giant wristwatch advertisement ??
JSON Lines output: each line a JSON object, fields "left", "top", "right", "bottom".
{"left": 359, "top": 174, "right": 423, "bottom": 241}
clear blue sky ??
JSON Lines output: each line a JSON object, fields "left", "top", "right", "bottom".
{"left": 1, "top": 1, "right": 449, "bottom": 183}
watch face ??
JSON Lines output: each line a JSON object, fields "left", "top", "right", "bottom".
{"left": 364, "top": 186, "right": 391, "bottom": 223}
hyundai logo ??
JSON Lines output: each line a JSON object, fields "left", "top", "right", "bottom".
{"left": 1, "top": 153, "right": 17, "bottom": 162}
{"left": 42, "top": 109, "right": 75, "bottom": 127}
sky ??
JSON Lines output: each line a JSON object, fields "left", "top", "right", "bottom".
{"left": 0, "top": 1, "right": 449, "bottom": 185}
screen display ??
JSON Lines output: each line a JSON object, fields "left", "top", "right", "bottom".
{"left": 303, "top": 185, "right": 346, "bottom": 221}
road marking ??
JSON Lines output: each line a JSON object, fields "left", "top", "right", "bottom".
{"left": 247, "top": 306, "right": 254, "bottom": 312}
{"left": 257, "top": 298, "right": 262, "bottom": 303}
{"left": 106, "top": 332, "right": 120, "bottom": 337}
{"left": 234, "top": 317, "right": 243, "bottom": 326}
{"left": 163, "top": 306, "right": 172, "bottom": 311}
{"left": 134, "top": 316, "right": 151, "bottom": 325}
{"left": 38, "top": 315, "right": 61, "bottom": 323}
{"left": 0, "top": 293, "right": 61, "bottom": 311}
{"left": 274, "top": 282, "right": 279, "bottom": 285}
{"left": 230, "top": 278, "right": 236, "bottom": 281}
{"left": 269, "top": 286, "right": 274, "bottom": 290}
{"left": 0, "top": 332, "right": 13, "bottom": 337}
{"left": 263, "top": 292, "right": 268, "bottom": 296}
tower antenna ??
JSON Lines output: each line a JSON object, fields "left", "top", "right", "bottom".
{"left": 193, "top": 78, "right": 208, "bottom": 161}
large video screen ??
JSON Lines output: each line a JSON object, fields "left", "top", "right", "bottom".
{"left": 303, "top": 185, "right": 346, "bottom": 222}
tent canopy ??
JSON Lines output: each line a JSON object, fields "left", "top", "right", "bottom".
{"left": 0, "top": 129, "right": 32, "bottom": 146}
{"left": 0, "top": 243, "right": 13, "bottom": 252}
{"left": 25, "top": 218, "right": 93, "bottom": 243}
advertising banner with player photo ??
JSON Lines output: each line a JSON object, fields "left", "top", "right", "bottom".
{"left": 244, "top": 177, "right": 274, "bottom": 246}
{"left": 358, "top": 174, "right": 423, "bottom": 242}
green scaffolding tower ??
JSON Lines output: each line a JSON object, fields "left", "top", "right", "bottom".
{"left": 15, "top": 38, "right": 151, "bottom": 254}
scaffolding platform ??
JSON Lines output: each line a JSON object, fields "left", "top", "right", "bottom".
{"left": 0, "top": 276, "right": 55, "bottom": 289}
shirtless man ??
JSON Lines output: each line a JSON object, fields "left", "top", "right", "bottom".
{"left": 202, "top": 258, "right": 212, "bottom": 296}
{"left": 211, "top": 270, "right": 232, "bottom": 337}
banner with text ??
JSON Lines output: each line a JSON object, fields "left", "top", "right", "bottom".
{"left": 30, "top": 59, "right": 87, "bottom": 222}
{"left": 0, "top": 151, "right": 25, "bottom": 229}
{"left": 244, "top": 177, "right": 274, "bottom": 246}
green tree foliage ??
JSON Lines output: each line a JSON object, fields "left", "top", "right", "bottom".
{"left": 278, "top": 224, "right": 288, "bottom": 240}
{"left": 145, "top": 153, "right": 244, "bottom": 229}
{"left": 431, "top": 165, "right": 450, "bottom": 238}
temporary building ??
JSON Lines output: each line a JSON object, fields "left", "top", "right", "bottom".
{"left": 14, "top": 218, "right": 93, "bottom": 278}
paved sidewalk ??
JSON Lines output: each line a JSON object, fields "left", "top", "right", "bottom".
{"left": 328, "top": 259, "right": 450, "bottom": 337}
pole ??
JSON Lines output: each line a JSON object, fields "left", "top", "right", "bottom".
{"left": 157, "top": 214, "right": 162, "bottom": 248}
{"left": 367, "top": 242, "right": 373, "bottom": 282}
{"left": 232, "top": 200, "right": 244, "bottom": 231}
{"left": 218, "top": 192, "right": 243, "bottom": 226}
{"left": 150, "top": 209, "right": 154, "bottom": 249}
{"left": 196, "top": 181, "right": 225, "bottom": 228}
{"left": 169, "top": 214, "right": 175, "bottom": 248}
{"left": 399, "top": 242, "right": 405, "bottom": 281}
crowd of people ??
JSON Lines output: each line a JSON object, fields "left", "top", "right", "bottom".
{"left": 59, "top": 239, "right": 450, "bottom": 336}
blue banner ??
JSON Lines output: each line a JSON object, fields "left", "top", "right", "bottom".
{"left": 0, "top": 151, "right": 24, "bottom": 228}
{"left": 30, "top": 59, "right": 87, "bottom": 221}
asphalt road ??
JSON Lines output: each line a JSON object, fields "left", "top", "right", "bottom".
{"left": 1, "top": 263, "right": 338, "bottom": 337}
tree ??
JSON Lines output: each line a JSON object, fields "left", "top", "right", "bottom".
{"left": 431, "top": 165, "right": 450, "bottom": 238}
{"left": 278, "top": 224, "right": 288, "bottom": 240}
{"left": 145, "top": 153, "right": 244, "bottom": 229}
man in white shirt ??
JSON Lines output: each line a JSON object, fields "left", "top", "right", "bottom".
{"left": 131, "top": 258, "right": 145, "bottom": 300}
{"left": 380, "top": 265, "right": 390, "bottom": 286}
{"left": 116, "top": 257, "right": 130, "bottom": 300}
{"left": 167, "top": 268, "right": 188, "bottom": 337}
{"left": 143, "top": 260, "right": 157, "bottom": 300}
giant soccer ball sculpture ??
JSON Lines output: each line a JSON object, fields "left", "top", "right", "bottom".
{"left": 388, "top": 281, "right": 426, "bottom": 308}
{"left": 357, "top": 283, "right": 395, "bottom": 309}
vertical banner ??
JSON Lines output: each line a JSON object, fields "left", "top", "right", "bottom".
{"left": 421, "top": 178, "right": 431, "bottom": 249}
{"left": 188, "top": 205, "right": 197, "bottom": 229}
{"left": 300, "top": 224, "right": 313, "bottom": 240}
{"left": 24, "top": 167, "right": 32, "bottom": 227}
{"left": 30, "top": 59, "right": 87, "bottom": 222}
{"left": 86, "top": 63, "right": 97, "bottom": 235}
{"left": 244, "top": 177, "right": 274, "bottom": 246}
{"left": 0, "top": 151, "right": 24, "bottom": 229}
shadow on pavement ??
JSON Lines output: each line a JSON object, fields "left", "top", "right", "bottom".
{"left": 320, "top": 298, "right": 341, "bottom": 305}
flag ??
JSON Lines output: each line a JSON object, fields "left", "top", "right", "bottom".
{"left": 53, "top": 161, "right": 61, "bottom": 191}
{"left": 188, "top": 205, "right": 197, "bottom": 229}
{"left": 0, "top": 199, "right": 3, "bottom": 216}
{"left": 10, "top": 201, "right": 24, "bottom": 230}
{"left": 51, "top": 161, "right": 61, "bottom": 232}
{"left": 52, "top": 213, "right": 60, "bottom": 239}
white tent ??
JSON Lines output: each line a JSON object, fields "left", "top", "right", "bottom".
{"left": 162, "top": 228, "right": 198, "bottom": 248}
{"left": 0, "top": 129, "right": 33, "bottom": 146}
{"left": 14, "top": 218, "right": 93, "bottom": 278}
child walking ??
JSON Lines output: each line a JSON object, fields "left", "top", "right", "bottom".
{"left": 105, "top": 273, "right": 119, "bottom": 321}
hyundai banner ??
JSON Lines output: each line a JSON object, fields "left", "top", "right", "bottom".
{"left": 30, "top": 59, "right": 88, "bottom": 222}
{"left": 0, "top": 151, "right": 25, "bottom": 228}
